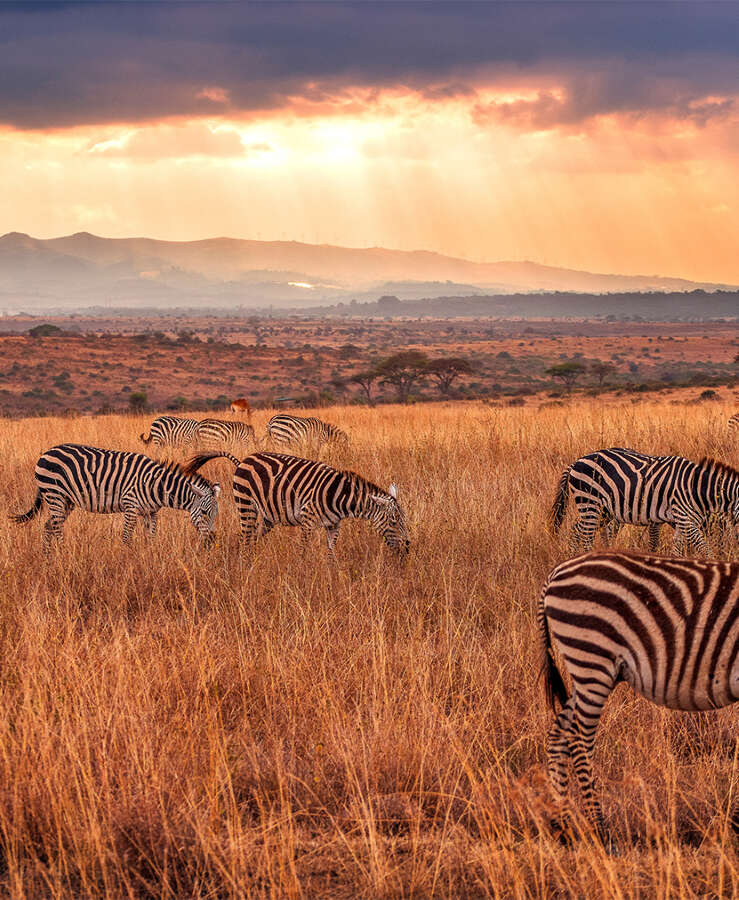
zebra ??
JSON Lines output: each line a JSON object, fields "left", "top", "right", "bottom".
{"left": 729, "top": 413, "right": 739, "bottom": 434}
{"left": 195, "top": 418, "right": 257, "bottom": 448}
{"left": 11, "top": 443, "right": 221, "bottom": 546}
{"left": 184, "top": 451, "right": 408, "bottom": 556}
{"left": 140, "top": 415, "right": 199, "bottom": 448}
{"left": 551, "top": 447, "right": 739, "bottom": 555}
{"left": 539, "top": 550, "right": 739, "bottom": 846}
{"left": 266, "top": 414, "right": 349, "bottom": 449}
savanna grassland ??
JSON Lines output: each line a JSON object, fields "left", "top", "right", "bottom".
{"left": 1, "top": 399, "right": 739, "bottom": 898}
{"left": 0, "top": 315, "right": 736, "bottom": 416}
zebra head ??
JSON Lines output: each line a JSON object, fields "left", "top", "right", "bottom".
{"left": 188, "top": 481, "right": 221, "bottom": 543}
{"left": 370, "top": 483, "right": 409, "bottom": 555}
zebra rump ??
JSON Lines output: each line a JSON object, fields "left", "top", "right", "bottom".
{"left": 539, "top": 550, "right": 739, "bottom": 843}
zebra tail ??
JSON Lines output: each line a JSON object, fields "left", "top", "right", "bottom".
{"left": 10, "top": 489, "right": 43, "bottom": 524}
{"left": 181, "top": 451, "right": 240, "bottom": 476}
{"left": 140, "top": 431, "right": 153, "bottom": 444}
{"left": 538, "top": 584, "right": 568, "bottom": 713}
{"left": 550, "top": 467, "right": 571, "bottom": 533}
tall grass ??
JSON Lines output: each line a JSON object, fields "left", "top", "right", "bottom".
{"left": 0, "top": 399, "right": 738, "bottom": 898}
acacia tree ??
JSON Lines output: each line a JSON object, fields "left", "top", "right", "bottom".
{"left": 545, "top": 361, "right": 586, "bottom": 392}
{"left": 589, "top": 361, "right": 616, "bottom": 387}
{"left": 375, "top": 351, "right": 429, "bottom": 403}
{"left": 426, "top": 357, "right": 474, "bottom": 396}
{"left": 346, "top": 370, "right": 381, "bottom": 406}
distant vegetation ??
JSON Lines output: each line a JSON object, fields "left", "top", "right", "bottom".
{"left": 0, "top": 314, "right": 736, "bottom": 417}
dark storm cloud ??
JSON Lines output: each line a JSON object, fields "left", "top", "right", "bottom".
{"left": 1, "top": 2, "right": 738, "bottom": 129}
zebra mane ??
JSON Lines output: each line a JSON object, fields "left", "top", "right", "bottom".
{"left": 697, "top": 457, "right": 739, "bottom": 479}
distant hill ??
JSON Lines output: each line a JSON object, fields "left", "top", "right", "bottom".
{"left": 0, "top": 231, "right": 735, "bottom": 313}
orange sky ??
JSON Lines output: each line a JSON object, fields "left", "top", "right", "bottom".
{"left": 3, "top": 87, "right": 739, "bottom": 283}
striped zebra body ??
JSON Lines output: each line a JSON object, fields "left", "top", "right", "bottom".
{"left": 539, "top": 550, "right": 739, "bottom": 842}
{"left": 195, "top": 418, "right": 256, "bottom": 448}
{"left": 266, "top": 414, "right": 348, "bottom": 449}
{"left": 552, "top": 447, "right": 739, "bottom": 555}
{"left": 12, "top": 443, "right": 221, "bottom": 546}
{"left": 141, "top": 415, "right": 199, "bottom": 448}
{"left": 186, "top": 451, "right": 408, "bottom": 556}
{"left": 729, "top": 413, "right": 739, "bottom": 434}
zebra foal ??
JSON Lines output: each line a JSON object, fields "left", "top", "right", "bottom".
{"left": 266, "top": 414, "right": 348, "bottom": 449}
{"left": 141, "top": 415, "right": 199, "bottom": 448}
{"left": 540, "top": 550, "right": 739, "bottom": 845}
{"left": 552, "top": 447, "right": 739, "bottom": 555}
{"left": 12, "top": 443, "right": 221, "bottom": 547}
{"left": 185, "top": 451, "right": 408, "bottom": 556}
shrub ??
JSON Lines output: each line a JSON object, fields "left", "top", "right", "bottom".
{"left": 128, "top": 391, "right": 148, "bottom": 413}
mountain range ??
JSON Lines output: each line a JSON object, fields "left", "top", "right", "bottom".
{"left": 0, "top": 231, "right": 735, "bottom": 313}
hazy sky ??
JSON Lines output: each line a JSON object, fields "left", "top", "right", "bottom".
{"left": 2, "top": 2, "right": 739, "bottom": 281}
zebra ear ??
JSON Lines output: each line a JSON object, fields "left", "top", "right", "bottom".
{"left": 389, "top": 483, "right": 398, "bottom": 500}
{"left": 213, "top": 482, "right": 221, "bottom": 497}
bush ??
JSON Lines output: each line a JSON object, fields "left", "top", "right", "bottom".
{"left": 129, "top": 391, "right": 148, "bottom": 413}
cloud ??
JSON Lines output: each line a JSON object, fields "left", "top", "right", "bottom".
{"left": 1, "top": 3, "right": 738, "bottom": 129}
{"left": 85, "top": 123, "right": 252, "bottom": 160}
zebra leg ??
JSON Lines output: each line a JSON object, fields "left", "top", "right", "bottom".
{"left": 673, "top": 512, "right": 708, "bottom": 556}
{"left": 238, "top": 503, "right": 260, "bottom": 548}
{"left": 42, "top": 496, "right": 72, "bottom": 548}
{"left": 570, "top": 506, "right": 599, "bottom": 553}
{"left": 602, "top": 516, "right": 621, "bottom": 547}
{"left": 570, "top": 690, "right": 611, "bottom": 846}
{"left": 647, "top": 522, "right": 661, "bottom": 552}
{"left": 298, "top": 504, "right": 321, "bottom": 553}
{"left": 325, "top": 525, "right": 340, "bottom": 554}
{"left": 121, "top": 509, "right": 140, "bottom": 545}
{"left": 144, "top": 512, "right": 157, "bottom": 538}
{"left": 547, "top": 698, "right": 575, "bottom": 801}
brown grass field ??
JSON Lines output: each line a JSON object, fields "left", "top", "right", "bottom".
{"left": 1, "top": 399, "right": 739, "bottom": 898}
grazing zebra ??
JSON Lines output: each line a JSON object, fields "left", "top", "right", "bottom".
{"left": 266, "top": 414, "right": 348, "bottom": 449}
{"left": 551, "top": 447, "right": 739, "bottom": 555}
{"left": 729, "top": 413, "right": 739, "bottom": 434}
{"left": 185, "top": 451, "right": 408, "bottom": 555}
{"left": 140, "top": 415, "right": 199, "bottom": 448}
{"left": 539, "top": 550, "right": 739, "bottom": 845}
{"left": 195, "top": 418, "right": 256, "bottom": 448}
{"left": 11, "top": 443, "right": 221, "bottom": 546}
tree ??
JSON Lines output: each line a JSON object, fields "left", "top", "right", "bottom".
{"left": 426, "top": 357, "right": 474, "bottom": 396}
{"left": 375, "top": 351, "right": 429, "bottom": 403}
{"left": 545, "top": 362, "right": 586, "bottom": 392}
{"left": 346, "top": 370, "right": 381, "bottom": 406}
{"left": 589, "top": 361, "right": 616, "bottom": 387}
{"left": 29, "top": 323, "right": 65, "bottom": 338}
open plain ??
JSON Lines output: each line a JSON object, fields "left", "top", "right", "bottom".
{"left": 1, "top": 398, "right": 738, "bottom": 897}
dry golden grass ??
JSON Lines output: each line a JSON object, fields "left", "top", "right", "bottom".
{"left": 1, "top": 399, "right": 738, "bottom": 898}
